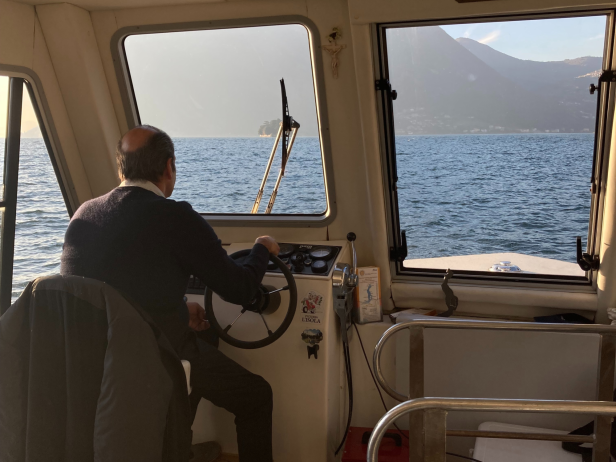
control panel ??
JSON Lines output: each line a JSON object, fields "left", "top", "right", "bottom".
{"left": 268, "top": 243, "right": 341, "bottom": 276}
{"left": 186, "top": 243, "right": 342, "bottom": 295}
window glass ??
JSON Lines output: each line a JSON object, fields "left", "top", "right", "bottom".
{"left": 12, "top": 85, "right": 68, "bottom": 301}
{"left": 385, "top": 16, "right": 607, "bottom": 277}
{"left": 124, "top": 25, "right": 327, "bottom": 215}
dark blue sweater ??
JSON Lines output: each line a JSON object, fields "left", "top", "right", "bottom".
{"left": 61, "top": 187, "right": 270, "bottom": 322}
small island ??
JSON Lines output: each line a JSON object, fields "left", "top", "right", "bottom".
{"left": 258, "top": 119, "right": 282, "bottom": 137}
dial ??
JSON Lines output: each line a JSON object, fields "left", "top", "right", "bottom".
{"left": 309, "top": 246, "right": 334, "bottom": 260}
{"left": 278, "top": 244, "right": 295, "bottom": 258}
{"left": 311, "top": 260, "right": 328, "bottom": 274}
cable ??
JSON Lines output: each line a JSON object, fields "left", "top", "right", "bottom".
{"left": 446, "top": 452, "right": 482, "bottom": 461}
{"left": 353, "top": 323, "right": 482, "bottom": 462}
{"left": 334, "top": 340, "right": 353, "bottom": 455}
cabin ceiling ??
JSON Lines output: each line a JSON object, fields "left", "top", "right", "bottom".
{"left": 7, "top": 0, "right": 227, "bottom": 11}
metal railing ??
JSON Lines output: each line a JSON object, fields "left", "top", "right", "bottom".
{"left": 367, "top": 397, "right": 616, "bottom": 462}
{"left": 372, "top": 318, "right": 616, "bottom": 461}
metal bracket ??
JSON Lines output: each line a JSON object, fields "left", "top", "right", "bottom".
{"left": 576, "top": 236, "right": 600, "bottom": 271}
{"left": 389, "top": 230, "right": 408, "bottom": 262}
{"left": 437, "top": 269, "right": 458, "bottom": 318}
{"left": 376, "top": 79, "right": 398, "bottom": 100}
{"left": 589, "top": 70, "right": 616, "bottom": 94}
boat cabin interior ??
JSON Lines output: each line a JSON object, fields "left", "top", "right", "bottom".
{"left": 3, "top": 0, "right": 616, "bottom": 460}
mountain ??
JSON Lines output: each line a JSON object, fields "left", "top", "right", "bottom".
{"left": 387, "top": 27, "right": 599, "bottom": 134}
{"left": 21, "top": 125, "right": 42, "bottom": 138}
{"left": 457, "top": 37, "right": 600, "bottom": 120}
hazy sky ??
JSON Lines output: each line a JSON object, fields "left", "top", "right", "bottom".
{"left": 125, "top": 24, "right": 319, "bottom": 138}
{"left": 441, "top": 15, "right": 606, "bottom": 62}
{"left": 0, "top": 77, "right": 40, "bottom": 137}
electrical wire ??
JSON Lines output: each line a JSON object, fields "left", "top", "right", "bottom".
{"left": 352, "top": 323, "right": 482, "bottom": 462}
{"left": 334, "top": 340, "right": 354, "bottom": 455}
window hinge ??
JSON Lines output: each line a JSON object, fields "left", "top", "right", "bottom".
{"left": 576, "top": 236, "right": 599, "bottom": 271}
{"left": 389, "top": 230, "right": 407, "bottom": 261}
{"left": 589, "top": 70, "right": 616, "bottom": 94}
{"left": 376, "top": 79, "right": 398, "bottom": 100}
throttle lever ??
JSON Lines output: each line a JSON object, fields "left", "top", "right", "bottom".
{"left": 347, "top": 232, "right": 358, "bottom": 289}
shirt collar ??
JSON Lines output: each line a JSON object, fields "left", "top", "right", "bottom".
{"left": 119, "top": 179, "right": 166, "bottom": 198}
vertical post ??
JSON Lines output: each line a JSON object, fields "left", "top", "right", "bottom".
{"left": 593, "top": 334, "right": 616, "bottom": 462}
{"left": 423, "top": 409, "right": 447, "bottom": 462}
{"left": 408, "top": 326, "right": 425, "bottom": 462}
{"left": 251, "top": 123, "right": 283, "bottom": 214}
{"left": 0, "top": 78, "right": 23, "bottom": 314}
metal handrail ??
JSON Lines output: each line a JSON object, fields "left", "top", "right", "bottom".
{"left": 367, "top": 397, "right": 616, "bottom": 462}
{"left": 373, "top": 318, "right": 616, "bottom": 401}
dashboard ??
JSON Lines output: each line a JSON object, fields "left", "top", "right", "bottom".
{"left": 186, "top": 242, "right": 342, "bottom": 294}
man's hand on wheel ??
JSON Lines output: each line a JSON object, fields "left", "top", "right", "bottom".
{"left": 187, "top": 302, "right": 210, "bottom": 331}
{"left": 255, "top": 236, "right": 280, "bottom": 256}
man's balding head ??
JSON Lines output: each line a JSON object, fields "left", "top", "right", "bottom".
{"left": 116, "top": 125, "right": 175, "bottom": 183}
{"left": 121, "top": 126, "right": 157, "bottom": 153}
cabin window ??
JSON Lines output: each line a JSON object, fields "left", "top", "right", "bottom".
{"left": 0, "top": 76, "right": 70, "bottom": 311}
{"left": 122, "top": 24, "right": 327, "bottom": 216}
{"left": 376, "top": 14, "right": 611, "bottom": 284}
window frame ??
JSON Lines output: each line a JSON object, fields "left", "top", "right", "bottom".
{"left": 373, "top": 9, "right": 616, "bottom": 290}
{"left": 111, "top": 16, "right": 337, "bottom": 227}
{"left": 0, "top": 66, "right": 78, "bottom": 313}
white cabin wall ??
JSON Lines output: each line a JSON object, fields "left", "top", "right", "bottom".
{"left": 597, "top": 102, "right": 616, "bottom": 323}
{"left": 0, "top": 0, "right": 34, "bottom": 68}
{"left": 0, "top": 0, "right": 93, "bottom": 204}
{"left": 32, "top": 17, "right": 93, "bottom": 205}
{"left": 36, "top": 3, "right": 120, "bottom": 198}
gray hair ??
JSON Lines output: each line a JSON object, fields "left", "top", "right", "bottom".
{"left": 116, "top": 125, "right": 175, "bottom": 183}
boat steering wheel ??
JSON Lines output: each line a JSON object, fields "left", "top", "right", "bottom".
{"left": 204, "top": 249, "right": 298, "bottom": 349}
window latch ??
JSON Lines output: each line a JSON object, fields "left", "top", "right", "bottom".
{"left": 576, "top": 236, "right": 599, "bottom": 271}
{"left": 437, "top": 269, "right": 458, "bottom": 318}
{"left": 376, "top": 79, "right": 398, "bottom": 100}
{"left": 389, "top": 230, "right": 407, "bottom": 261}
{"left": 589, "top": 70, "right": 616, "bottom": 94}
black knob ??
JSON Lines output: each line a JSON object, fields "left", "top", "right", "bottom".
{"left": 590, "top": 83, "right": 599, "bottom": 95}
{"left": 292, "top": 252, "right": 305, "bottom": 268}
{"left": 347, "top": 232, "right": 356, "bottom": 242}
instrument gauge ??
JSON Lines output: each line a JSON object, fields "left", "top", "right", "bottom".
{"left": 311, "top": 260, "right": 328, "bottom": 274}
{"left": 309, "top": 247, "right": 334, "bottom": 260}
{"left": 278, "top": 244, "right": 295, "bottom": 258}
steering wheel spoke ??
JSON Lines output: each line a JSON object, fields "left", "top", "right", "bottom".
{"left": 204, "top": 250, "right": 297, "bottom": 349}
{"left": 259, "top": 312, "right": 274, "bottom": 337}
{"left": 266, "top": 285, "right": 289, "bottom": 295}
{"left": 223, "top": 308, "right": 247, "bottom": 333}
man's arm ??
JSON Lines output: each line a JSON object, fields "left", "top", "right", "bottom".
{"left": 175, "top": 203, "right": 278, "bottom": 305}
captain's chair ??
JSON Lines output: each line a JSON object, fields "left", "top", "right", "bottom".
{"left": 0, "top": 275, "right": 192, "bottom": 462}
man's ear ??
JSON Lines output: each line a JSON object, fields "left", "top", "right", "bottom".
{"left": 165, "top": 158, "right": 174, "bottom": 178}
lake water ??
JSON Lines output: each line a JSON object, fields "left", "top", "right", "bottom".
{"left": 5, "top": 133, "right": 593, "bottom": 301}
{"left": 396, "top": 134, "right": 592, "bottom": 262}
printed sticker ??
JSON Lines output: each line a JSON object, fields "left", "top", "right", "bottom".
{"left": 301, "top": 314, "right": 322, "bottom": 324}
{"left": 301, "top": 291, "right": 324, "bottom": 314}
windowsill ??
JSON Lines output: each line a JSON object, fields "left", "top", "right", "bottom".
{"left": 391, "top": 280, "right": 598, "bottom": 316}
{"left": 404, "top": 252, "right": 584, "bottom": 277}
